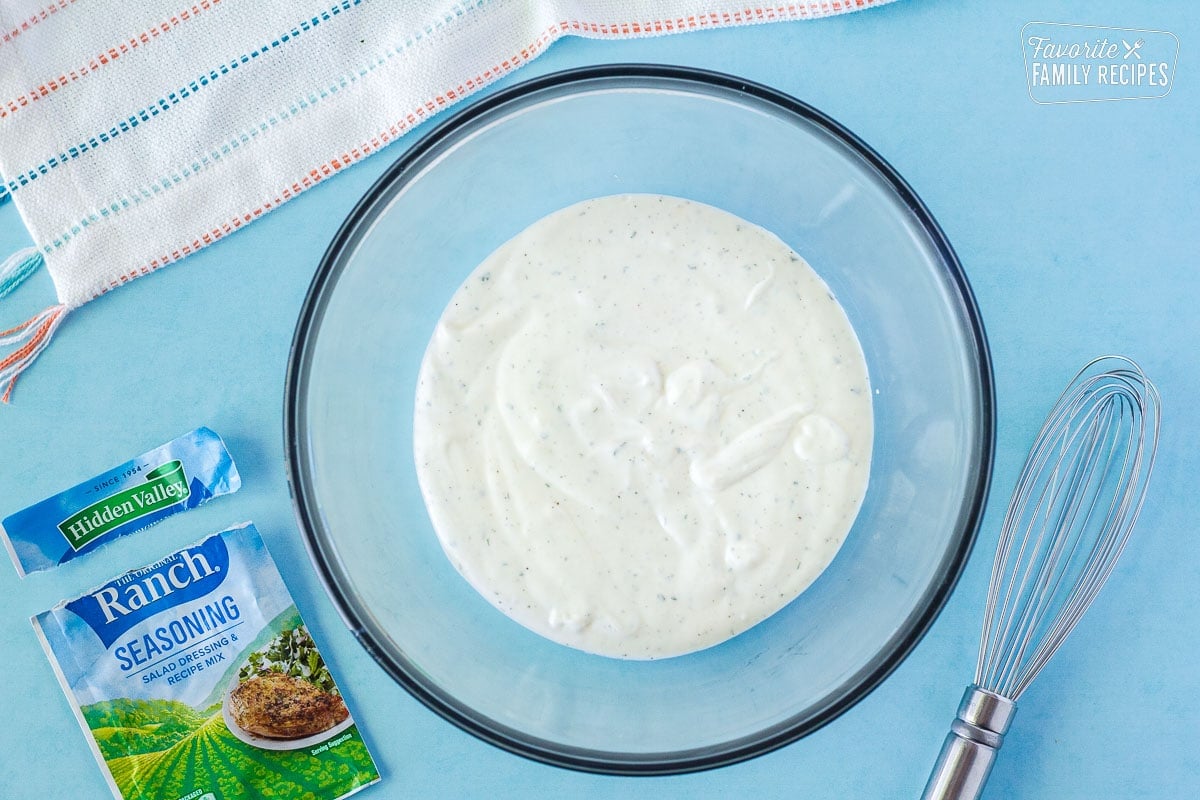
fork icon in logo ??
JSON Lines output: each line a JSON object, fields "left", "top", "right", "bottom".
{"left": 1123, "top": 38, "right": 1145, "bottom": 59}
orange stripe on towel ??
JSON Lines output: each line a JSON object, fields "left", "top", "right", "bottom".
{"left": 93, "top": 0, "right": 885, "bottom": 296}
{"left": 0, "top": 0, "right": 78, "bottom": 49}
{"left": 0, "top": 1, "right": 222, "bottom": 119}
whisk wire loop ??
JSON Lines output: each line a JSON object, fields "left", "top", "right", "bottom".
{"left": 974, "top": 358, "right": 1159, "bottom": 701}
{"left": 998, "top": 397, "right": 1121, "bottom": 696}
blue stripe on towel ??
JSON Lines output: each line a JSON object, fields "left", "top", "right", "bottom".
{"left": 3, "top": 0, "right": 368, "bottom": 197}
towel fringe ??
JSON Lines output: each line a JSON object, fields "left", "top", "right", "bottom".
{"left": 0, "top": 304, "right": 68, "bottom": 403}
{"left": 0, "top": 247, "right": 44, "bottom": 300}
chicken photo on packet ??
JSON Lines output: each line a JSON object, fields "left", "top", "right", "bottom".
{"left": 230, "top": 672, "right": 348, "bottom": 738}
{"left": 225, "top": 623, "right": 350, "bottom": 741}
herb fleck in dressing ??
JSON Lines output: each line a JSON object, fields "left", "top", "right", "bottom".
{"left": 414, "top": 194, "right": 872, "bottom": 659}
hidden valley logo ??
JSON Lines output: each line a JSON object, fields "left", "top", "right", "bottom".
{"left": 1022, "top": 22, "right": 1179, "bottom": 104}
{"left": 57, "top": 460, "right": 190, "bottom": 550}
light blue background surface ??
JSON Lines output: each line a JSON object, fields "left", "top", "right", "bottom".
{"left": 1, "top": 2, "right": 1196, "bottom": 797}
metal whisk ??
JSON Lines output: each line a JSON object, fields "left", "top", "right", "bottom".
{"left": 922, "top": 356, "right": 1160, "bottom": 800}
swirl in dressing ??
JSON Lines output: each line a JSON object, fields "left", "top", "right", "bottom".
{"left": 414, "top": 194, "right": 872, "bottom": 659}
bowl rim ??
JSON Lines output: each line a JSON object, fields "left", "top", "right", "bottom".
{"left": 283, "top": 63, "right": 996, "bottom": 776}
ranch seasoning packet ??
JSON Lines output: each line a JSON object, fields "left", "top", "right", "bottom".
{"left": 1, "top": 427, "right": 240, "bottom": 577}
{"left": 32, "top": 522, "right": 380, "bottom": 800}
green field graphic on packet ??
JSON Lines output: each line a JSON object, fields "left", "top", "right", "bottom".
{"left": 32, "top": 522, "right": 380, "bottom": 800}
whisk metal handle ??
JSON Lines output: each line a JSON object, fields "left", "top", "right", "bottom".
{"left": 921, "top": 686, "right": 1017, "bottom": 800}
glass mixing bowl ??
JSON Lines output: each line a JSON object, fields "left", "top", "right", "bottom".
{"left": 285, "top": 65, "right": 994, "bottom": 774}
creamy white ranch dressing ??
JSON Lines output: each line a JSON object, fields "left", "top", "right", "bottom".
{"left": 413, "top": 194, "right": 872, "bottom": 659}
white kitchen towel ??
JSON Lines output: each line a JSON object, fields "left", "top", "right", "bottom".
{"left": 0, "top": 0, "right": 891, "bottom": 400}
